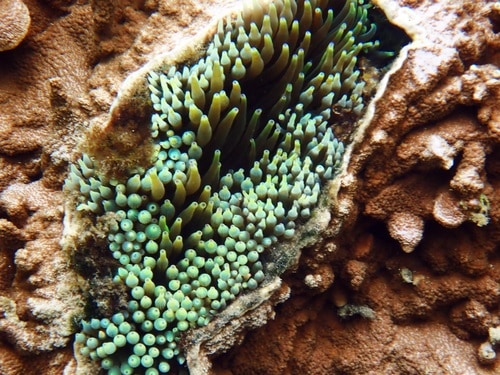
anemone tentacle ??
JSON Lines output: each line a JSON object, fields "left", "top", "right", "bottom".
{"left": 67, "top": 0, "right": 378, "bottom": 373}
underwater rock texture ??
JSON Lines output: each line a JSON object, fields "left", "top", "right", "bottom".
{"left": 0, "top": 0, "right": 498, "bottom": 375}
{"left": 0, "top": 0, "right": 30, "bottom": 52}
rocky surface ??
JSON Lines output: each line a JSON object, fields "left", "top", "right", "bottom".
{"left": 0, "top": 0, "right": 498, "bottom": 374}
{"left": 0, "top": 0, "right": 30, "bottom": 52}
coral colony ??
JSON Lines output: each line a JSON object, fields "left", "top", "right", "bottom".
{"left": 66, "top": 0, "right": 378, "bottom": 373}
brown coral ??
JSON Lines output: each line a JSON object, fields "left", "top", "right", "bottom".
{"left": 0, "top": 0, "right": 30, "bottom": 52}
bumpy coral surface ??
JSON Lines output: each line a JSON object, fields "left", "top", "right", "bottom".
{"left": 0, "top": 0, "right": 30, "bottom": 52}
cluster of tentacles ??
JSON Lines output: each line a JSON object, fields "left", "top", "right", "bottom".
{"left": 67, "top": 0, "right": 378, "bottom": 373}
